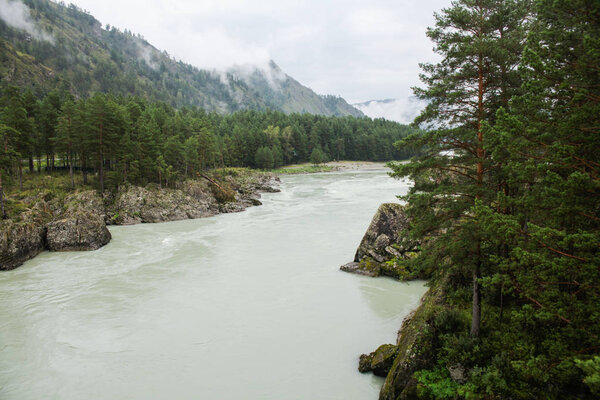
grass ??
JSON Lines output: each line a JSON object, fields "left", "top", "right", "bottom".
{"left": 272, "top": 164, "right": 335, "bottom": 174}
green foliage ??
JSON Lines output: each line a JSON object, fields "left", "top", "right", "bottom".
{"left": 310, "top": 146, "right": 327, "bottom": 165}
{"left": 254, "top": 146, "right": 274, "bottom": 170}
{"left": 576, "top": 357, "right": 600, "bottom": 396}
{"left": 387, "top": 0, "right": 600, "bottom": 398}
{"left": 0, "top": 0, "right": 361, "bottom": 117}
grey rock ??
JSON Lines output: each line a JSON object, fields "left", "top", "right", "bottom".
{"left": 354, "top": 203, "right": 414, "bottom": 263}
{"left": 340, "top": 261, "right": 379, "bottom": 277}
{"left": 342, "top": 203, "right": 419, "bottom": 280}
{"left": 448, "top": 364, "right": 467, "bottom": 384}
{"left": 359, "top": 353, "right": 374, "bottom": 373}
{"left": 46, "top": 215, "right": 110, "bottom": 251}
{"left": 46, "top": 190, "right": 111, "bottom": 251}
{"left": 0, "top": 199, "right": 52, "bottom": 270}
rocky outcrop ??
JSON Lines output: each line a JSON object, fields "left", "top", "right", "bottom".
{"left": 106, "top": 173, "right": 280, "bottom": 224}
{"left": 0, "top": 218, "right": 47, "bottom": 271}
{"left": 0, "top": 196, "right": 53, "bottom": 270}
{"left": 378, "top": 282, "right": 445, "bottom": 400}
{"left": 46, "top": 191, "right": 111, "bottom": 251}
{"left": 1, "top": 190, "right": 112, "bottom": 269}
{"left": 341, "top": 203, "right": 419, "bottom": 279}
{"left": 2, "top": 170, "right": 280, "bottom": 270}
{"left": 108, "top": 184, "right": 218, "bottom": 225}
{"left": 359, "top": 344, "right": 399, "bottom": 377}
{"left": 354, "top": 203, "right": 415, "bottom": 263}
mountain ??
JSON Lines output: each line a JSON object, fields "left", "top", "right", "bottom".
{"left": 353, "top": 97, "right": 424, "bottom": 124}
{"left": 0, "top": 0, "right": 363, "bottom": 117}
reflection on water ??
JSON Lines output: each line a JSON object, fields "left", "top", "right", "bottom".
{"left": 0, "top": 168, "right": 426, "bottom": 400}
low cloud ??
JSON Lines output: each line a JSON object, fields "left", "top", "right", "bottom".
{"left": 228, "top": 61, "right": 287, "bottom": 91}
{"left": 353, "top": 97, "right": 426, "bottom": 125}
{"left": 0, "top": 0, "right": 54, "bottom": 43}
{"left": 135, "top": 39, "right": 159, "bottom": 71}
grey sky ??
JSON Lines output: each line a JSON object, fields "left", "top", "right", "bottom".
{"left": 68, "top": 0, "right": 448, "bottom": 104}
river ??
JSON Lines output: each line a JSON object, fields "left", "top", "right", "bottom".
{"left": 0, "top": 167, "right": 426, "bottom": 400}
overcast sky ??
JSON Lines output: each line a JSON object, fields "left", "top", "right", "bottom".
{"left": 65, "top": 0, "right": 449, "bottom": 105}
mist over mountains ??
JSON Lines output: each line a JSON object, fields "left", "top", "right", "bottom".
{"left": 353, "top": 97, "right": 425, "bottom": 124}
{"left": 0, "top": 0, "right": 363, "bottom": 117}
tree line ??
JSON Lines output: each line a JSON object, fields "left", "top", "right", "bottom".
{"left": 391, "top": 0, "right": 599, "bottom": 397}
{"left": 0, "top": 87, "right": 417, "bottom": 216}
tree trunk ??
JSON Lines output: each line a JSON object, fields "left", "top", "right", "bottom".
{"left": 18, "top": 164, "right": 23, "bottom": 191}
{"left": 99, "top": 122, "right": 104, "bottom": 193}
{"left": 28, "top": 156, "right": 34, "bottom": 172}
{"left": 69, "top": 152, "right": 74, "bottom": 190}
{"left": 471, "top": 48, "right": 485, "bottom": 338}
{"left": 82, "top": 156, "right": 88, "bottom": 185}
{"left": 471, "top": 259, "right": 481, "bottom": 337}
{"left": 0, "top": 172, "right": 5, "bottom": 219}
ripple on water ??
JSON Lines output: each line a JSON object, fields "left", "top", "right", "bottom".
{"left": 0, "top": 168, "right": 426, "bottom": 400}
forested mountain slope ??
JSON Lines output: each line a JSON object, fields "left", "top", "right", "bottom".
{"left": 0, "top": 0, "right": 362, "bottom": 117}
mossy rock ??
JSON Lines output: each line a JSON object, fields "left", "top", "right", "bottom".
{"left": 379, "top": 279, "right": 447, "bottom": 400}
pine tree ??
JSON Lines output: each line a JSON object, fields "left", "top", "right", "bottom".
{"left": 0, "top": 124, "right": 20, "bottom": 219}
{"left": 390, "top": 0, "right": 531, "bottom": 337}
{"left": 55, "top": 99, "right": 77, "bottom": 189}
{"left": 480, "top": 0, "right": 600, "bottom": 392}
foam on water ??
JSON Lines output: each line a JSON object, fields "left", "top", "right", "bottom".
{"left": 0, "top": 167, "right": 426, "bottom": 400}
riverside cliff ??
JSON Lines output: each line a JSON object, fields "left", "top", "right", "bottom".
{"left": 341, "top": 202, "right": 443, "bottom": 399}
{"left": 0, "top": 170, "right": 279, "bottom": 271}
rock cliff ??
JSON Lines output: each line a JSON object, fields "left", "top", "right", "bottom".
{"left": 340, "top": 203, "right": 419, "bottom": 279}
{"left": 46, "top": 191, "right": 111, "bottom": 251}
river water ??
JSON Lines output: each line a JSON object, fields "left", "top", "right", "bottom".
{"left": 0, "top": 168, "right": 426, "bottom": 400}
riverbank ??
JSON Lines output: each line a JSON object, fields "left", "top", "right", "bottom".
{"left": 0, "top": 169, "right": 279, "bottom": 270}
{"left": 0, "top": 167, "right": 422, "bottom": 400}
{"left": 274, "top": 161, "right": 391, "bottom": 175}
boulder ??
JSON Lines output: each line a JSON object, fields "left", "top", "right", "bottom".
{"left": 359, "top": 344, "right": 399, "bottom": 377}
{"left": 341, "top": 203, "right": 419, "bottom": 279}
{"left": 0, "top": 198, "right": 54, "bottom": 270}
{"left": 46, "top": 215, "right": 110, "bottom": 251}
{"left": 0, "top": 219, "right": 46, "bottom": 270}
{"left": 46, "top": 190, "right": 111, "bottom": 251}
{"left": 354, "top": 203, "right": 415, "bottom": 263}
{"left": 340, "top": 261, "right": 378, "bottom": 277}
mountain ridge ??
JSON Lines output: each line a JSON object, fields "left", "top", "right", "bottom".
{"left": 0, "top": 0, "right": 363, "bottom": 117}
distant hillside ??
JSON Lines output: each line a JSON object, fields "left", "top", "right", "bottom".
{"left": 0, "top": 0, "right": 363, "bottom": 117}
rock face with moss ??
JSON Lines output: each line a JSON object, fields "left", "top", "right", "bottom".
{"left": 106, "top": 172, "right": 280, "bottom": 224}
{"left": 378, "top": 282, "right": 445, "bottom": 399}
{"left": 1, "top": 169, "right": 280, "bottom": 270}
{"left": 341, "top": 203, "right": 418, "bottom": 279}
{"left": 359, "top": 344, "right": 399, "bottom": 377}
{"left": 0, "top": 200, "right": 51, "bottom": 270}
{"left": 46, "top": 191, "right": 111, "bottom": 251}
{"left": 107, "top": 184, "right": 218, "bottom": 225}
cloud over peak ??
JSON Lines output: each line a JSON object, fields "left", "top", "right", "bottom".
{"left": 0, "top": 0, "right": 54, "bottom": 42}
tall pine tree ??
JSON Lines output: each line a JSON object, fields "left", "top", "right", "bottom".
{"left": 390, "top": 0, "right": 531, "bottom": 336}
